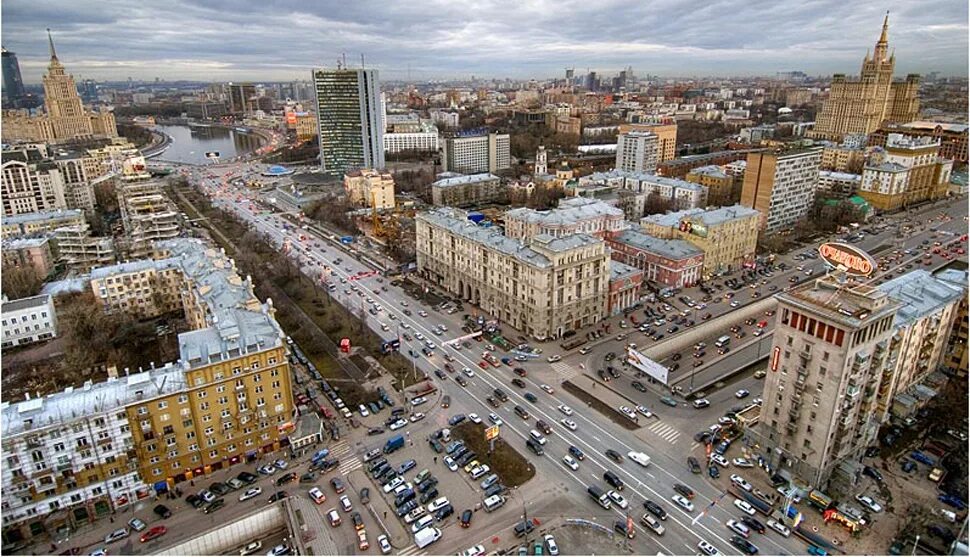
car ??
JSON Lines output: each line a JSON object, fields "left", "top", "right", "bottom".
{"left": 562, "top": 454, "right": 579, "bottom": 470}
{"left": 674, "top": 483, "right": 695, "bottom": 499}
{"left": 239, "top": 487, "right": 263, "bottom": 501}
{"left": 767, "top": 519, "right": 791, "bottom": 537}
{"left": 377, "top": 534, "right": 391, "bottom": 554}
{"left": 730, "top": 535, "right": 758, "bottom": 555}
{"left": 199, "top": 489, "right": 216, "bottom": 503}
{"left": 427, "top": 497, "right": 450, "bottom": 513}
{"left": 618, "top": 406, "right": 638, "bottom": 421}
{"left": 560, "top": 418, "right": 577, "bottom": 431}
{"left": 558, "top": 404, "right": 574, "bottom": 416}
{"left": 631, "top": 381, "right": 648, "bottom": 392}
{"left": 153, "top": 504, "right": 172, "bottom": 519}
{"left": 127, "top": 517, "right": 147, "bottom": 532}
{"left": 540, "top": 384, "right": 554, "bottom": 394}
{"left": 511, "top": 378, "right": 526, "bottom": 389}
{"left": 240, "top": 541, "right": 264, "bottom": 555}
{"left": 257, "top": 464, "right": 276, "bottom": 475}
{"left": 708, "top": 465, "right": 720, "bottom": 479}
{"left": 267, "top": 544, "right": 291, "bottom": 556}
{"left": 547, "top": 355, "right": 562, "bottom": 363}
{"left": 268, "top": 491, "right": 288, "bottom": 503}
{"left": 104, "top": 528, "right": 130, "bottom": 544}
{"left": 339, "top": 494, "right": 353, "bottom": 512}
{"left": 660, "top": 396, "right": 678, "bottom": 407}
{"left": 863, "top": 466, "right": 884, "bottom": 482}
{"left": 735, "top": 389, "right": 749, "bottom": 399}
{"left": 671, "top": 494, "right": 694, "bottom": 512}
{"left": 468, "top": 413, "right": 482, "bottom": 424}
{"left": 568, "top": 446, "right": 585, "bottom": 460}
{"left": 455, "top": 376, "right": 468, "bottom": 387}
{"left": 411, "top": 396, "right": 428, "bottom": 406}
{"left": 855, "top": 494, "right": 883, "bottom": 513}
{"left": 734, "top": 499, "right": 756, "bottom": 515}
{"left": 635, "top": 405, "right": 653, "bottom": 418}
{"left": 688, "top": 457, "right": 702, "bottom": 474}
{"left": 731, "top": 474, "right": 753, "bottom": 492}
{"left": 605, "top": 449, "right": 623, "bottom": 463}
{"left": 444, "top": 456, "right": 458, "bottom": 472}
{"left": 608, "top": 490, "right": 629, "bottom": 509}
{"left": 330, "top": 476, "right": 346, "bottom": 494}
{"left": 727, "top": 519, "right": 751, "bottom": 538}
{"left": 742, "top": 517, "right": 766, "bottom": 534}
{"left": 732, "top": 458, "right": 754, "bottom": 468}
{"left": 204, "top": 498, "right": 225, "bottom": 514}
{"left": 139, "top": 525, "right": 167, "bottom": 543}
{"left": 524, "top": 392, "right": 538, "bottom": 403}
{"left": 697, "top": 540, "right": 720, "bottom": 555}
{"left": 692, "top": 398, "right": 710, "bottom": 409}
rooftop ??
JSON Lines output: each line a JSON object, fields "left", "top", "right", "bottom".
{"left": 505, "top": 197, "right": 624, "bottom": 227}
{"left": 900, "top": 121, "right": 969, "bottom": 134}
{"left": 2, "top": 209, "right": 83, "bottom": 226}
{"left": 1, "top": 294, "right": 52, "bottom": 314}
{"left": 779, "top": 276, "right": 898, "bottom": 329}
{"left": 610, "top": 260, "right": 643, "bottom": 281}
{"left": 611, "top": 228, "right": 704, "bottom": 260}
{"left": 866, "top": 162, "right": 908, "bottom": 173}
{"left": 90, "top": 257, "right": 180, "bottom": 280}
{"left": 819, "top": 170, "right": 862, "bottom": 181}
{"left": 641, "top": 204, "right": 760, "bottom": 229}
{"left": 2, "top": 236, "right": 51, "bottom": 249}
{"left": 432, "top": 173, "right": 500, "bottom": 188}
{"left": 688, "top": 165, "right": 729, "bottom": 179}
{"left": 878, "top": 270, "right": 965, "bottom": 329}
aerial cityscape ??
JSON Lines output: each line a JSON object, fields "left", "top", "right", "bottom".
{"left": 0, "top": 2, "right": 968, "bottom": 556}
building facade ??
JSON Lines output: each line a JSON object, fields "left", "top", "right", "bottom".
{"left": 741, "top": 148, "right": 822, "bottom": 232}
{"left": 416, "top": 208, "right": 609, "bottom": 340}
{"left": 2, "top": 209, "right": 84, "bottom": 239}
{"left": 343, "top": 169, "right": 396, "bottom": 210}
{"left": 1, "top": 151, "right": 68, "bottom": 217}
{"left": 53, "top": 224, "right": 116, "bottom": 272}
{"left": 858, "top": 134, "right": 952, "bottom": 212}
{"left": 504, "top": 197, "right": 626, "bottom": 240}
{"left": 615, "top": 131, "right": 659, "bottom": 173}
{"left": 1, "top": 294, "right": 58, "bottom": 348}
{"left": 686, "top": 165, "right": 736, "bottom": 206}
{"left": 820, "top": 144, "right": 867, "bottom": 174}
{"left": 442, "top": 133, "right": 510, "bottom": 174}
{"left": 2, "top": 47, "right": 26, "bottom": 107}
{"left": 430, "top": 173, "right": 502, "bottom": 207}
{"left": 640, "top": 204, "right": 759, "bottom": 276}
{"left": 808, "top": 16, "right": 920, "bottom": 143}
{"left": 936, "top": 269, "right": 969, "bottom": 378}
{"left": 758, "top": 277, "right": 899, "bottom": 490}
{"left": 1, "top": 236, "right": 56, "bottom": 279}
{"left": 618, "top": 121, "right": 677, "bottom": 162}
{"left": 817, "top": 171, "right": 862, "bottom": 199}
{"left": 870, "top": 121, "right": 968, "bottom": 163}
{"left": 383, "top": 132, "right": 439, "bottom": 154}
{"left": 117, "top": 163, "right": 181, "bottom": 259}
{"left": 312, "top": 68, "right": 384, "bottom": 175}
{"left": 606, "top": 228, "right": 704, "bottom": 288}
{"left": 608, "top": 262, "right": 644, "bottom": 316}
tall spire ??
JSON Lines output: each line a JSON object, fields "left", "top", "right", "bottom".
{"left": 879, "top": 11, "right": 889, "bottom": 44}
{"left": 47, "top": 28, "right": 58, "bottom": 61}
{"left": 873, "top": 12, "right": 889, "bottom": 61}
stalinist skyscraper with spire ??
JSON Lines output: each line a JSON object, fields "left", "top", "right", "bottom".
{"left": 808, "top": 14, "right": 920, "bottom": 142}
{"left": 1, "top": 30, "right": 117, "bottom": 143}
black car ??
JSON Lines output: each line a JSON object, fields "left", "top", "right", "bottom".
{"left": 484, "top": 483, "right": 505, "bottom": 498}
{"left": 514, "top": 520, "right": 535, "bottom": 537}
{"left": 397, "top": 459, "right": 417, "bottom": 475}
{"left": 209, "top": 482, "right": 231, "bottom": 496}
{"left": 863, "top": 466, "right": 884, "bottom": 482}
{"left": 673, "top": 483, "right": 695, "bottom": 499}
{"left": 687, "top": 457, "right": 701, "bottom": 474}
{"left": 153, "top": 504, "right": 172, "bottom": 519}
{"left": 604, "top": 471, "right": 624, "bottom": 490}
{"left": 203, "top": 498, "right": 225, "bottom": 514}
{"left": 631, "top": 381, "right": 647, "bottom": 392}
{"left": 605, "top": 449, "right": 623, "bottom": 463}
{"left": 186, "top": 494, "right": 204, "bottom": 508}
{"left": 237, "top": 471, "right": 258, "bottom": 485}
{"left": 419, "top": 488, "right": 439, "bottom": 505}
{"left": 417, "top": 477, "right": 438, "bottom": 494}
{"left": 708, "top": 465, "right": 720, "bottom": 479}
{"left": 864, "top": 446, "right": 880, "bottom": 458}
{"left": 435, "top": 369, "right": 447, "bottom": 380}
{"left": 569, "top": 446, "right": 585, "bottom": 460}
{"left": 598, "top": 369, "right": 611, "bottom": 382}
{"left": 457, "top": 451, "right": 477, "bottom": 466}
{"left": 644, "top": 500, "right": 667, "bottom": 520}
{"left": 455, "top": 376, "right": 468, "bottom": 387}
{"left": 434, "top": 504, "right": 454, "bottom": 521}
{"left": 394, "top": 489, "right": 416, "bottom": 507}
{"left": 694, "top": 431, "right": 713, "bottom": 443}
{"left": 614, "top": 520, "right": 635, "bottom": 539}
{"left": 511, "top": 378, "right": 526, "bottom": 388}
{"left": 397, "top": 500, "right": 418, "bottom": 517}
{"left": 524, "top": 392, "right": 538, "bottom": 403}
{"left": 268, "top": 491, "right": 288, "bottom": 503}
{"left": 359, "top": 487, "right": 370, "bottom": 505}
{"left": 730, "top": 535, "right": 758, "bottom": 555}
{"left": 460, "top": 509, "right": 474, "bottom": 528}
{"left": 742, "top": 517, "right": 766, "bottom": 534}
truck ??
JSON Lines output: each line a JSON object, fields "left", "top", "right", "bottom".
{"left": 384, "top": 435, "right": 405, "bottom": 454}
{"left": 587, "top": 486, "right": 612, "bottom": 510}
{"left": 628, "top": 451, "right": 651, "bottom": 467}
{"left": 807, "top": 489, "right": 834, "bottom": 512}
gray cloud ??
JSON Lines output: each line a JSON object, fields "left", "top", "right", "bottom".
{"left": 2, "top": 0, "right": 966, "bottom": 83}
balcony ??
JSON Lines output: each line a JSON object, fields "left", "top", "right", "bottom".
{"left": 798, "top": 350, "right": 813, "bottom": 363}
{"left": 788, "top": 407, "right": 801, "bottom": 421}
{"left": 794, "top": 374, "right": 807, "bottom": 389}
{"left": 790, "top": 392, "right": 802, "bottom": 405}
{"left": 785, "top": 422, "right": 798, "bottom": 435}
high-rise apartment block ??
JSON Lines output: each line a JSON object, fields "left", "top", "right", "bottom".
{"left": 741, "top": 148, "right": 822, "bottom": 232}
{"left": 759, "top": 277, "right": 899, "bottom": 489}
{"left": 343, "top": 169, "right": 395, "bottom": 210}
{"left": 312, "top": 68, "right": 384, "bottom": 175}
{"left": 618, "top": 121, "right": 677, "bottom": 162}
{"left": 416, "top": 208, "right": 608, "bottom": 340}
{"left": 1, "top": 148, "right": 68, "bottom": 216}
{"left": 442, "top": 133, "right": 510, "bottom": 174}
{"left": 809, "top": 16, "right": 919, "bottom": 142}
{"left": 227, "top": 82, "right": 256, "bottom": 115}
{"left": 116, "top": 157, "right": 180, "bottom": 259}
{"left": 615, "top": 132, "right": 659, "bottom": 173}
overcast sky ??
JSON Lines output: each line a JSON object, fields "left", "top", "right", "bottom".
{"left": 3, "top": 0, "right": 967, "bottom": 84}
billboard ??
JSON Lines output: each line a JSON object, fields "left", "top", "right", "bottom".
{"left": 485, "top": 425, "right": 501, "bottom": 442}
{"left": 205, "top": 151, "right": 221, "bottom": 159}
{"left": 679, "top": 219, "right": 709, "bottom": 238}
{"left": 818, "top": 242, "right": 876, "bottom": 277}
{"left": 626, "top": 348, "right": 669, "bottom": 385}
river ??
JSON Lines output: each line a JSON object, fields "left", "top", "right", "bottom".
{"left": 152, "top": 124, "right": 264, "bottom": 165}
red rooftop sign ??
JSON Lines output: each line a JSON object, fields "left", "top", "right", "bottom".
{"left": 818, "top": 242, "right": 876, "bottom": 277}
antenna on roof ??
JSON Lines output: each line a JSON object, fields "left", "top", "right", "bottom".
{"left": 361, "top": 53, "right": 365, "bottom": 69}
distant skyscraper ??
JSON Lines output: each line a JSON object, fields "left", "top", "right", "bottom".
{"left": 227, "top": 82, "right": 256, "bottom": 115}
{"left": 1, "top": 47, "right": 26, "bottom": 107}
{"left": 809, "top": 14, "right": 920, "bottom": 142}
{"left": 312, "top": 68, "right": 384, "bottom": 175}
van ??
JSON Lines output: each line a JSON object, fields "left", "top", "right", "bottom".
{"left": 414, "top": 527, "right": 442, "bottom": 549}
{"left": 715, "top": 335, "right": 731, "bottom": 348}
{"left": 529, "top": 430, "right": 547, "bottom": 445}
{"left": 483, "top": 494, "right": 507, "bottom": 512}
{"left": 411, "top": 515, "right": 434, "bottom": 534}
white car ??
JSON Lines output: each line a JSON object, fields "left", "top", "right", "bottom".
{"left": 459, "top": 545, "right": 486, "bottom": 557}
{"left": 540, "top": 384, "right": 554, "bottom": 394}
{"left": 468, "top": 413, "right": 482, "bottom": 424}
{"left": 547, "top": 355, "right": 562, "bottom": 363}
{"left": 104, "top": 529, "right": 130, "bottom": 544}
{"left": 558, "top": 405, "right": 574, "bottom": 416}
{"left": 410, "top": 412, "right": 426, "bottom": 423}
{"left": 418, "top": 310, "right": 428, "bottom": 317}
{"left": 488, "top": 413, "right": 503, "bottom": 426}
{"left": 733, "top": 499, "right": 756, "bottom": 515}
{"left": 389, "top": 418, "right": 408, "bottom": 430}
{"left": 562, "top": 455, "right": 579, "bottom": 470}
{"left": 635, "top": 405, "right": 653, "bottom": 418}
{"left": 727, "top": 519, "right": 750, "bottom": 538}
{"left": 415, "top": 332, "right": 425, "bottom": 341}
{"left": 470, "top": 464, "right": 490, "bottom": 479}
{"left": 410, "top": 396, "right": 428, "bottom": 406}
{"left": 608, "top": 490, "right": 629, "bottom": 509}
{"left": 359, "top": 404, "right": 370, "bottom": 417}
{"left": 730, "top": 474, "right": 753, "bottom": 492}
{"left": 672, "top": 494, "right": 694, "bottom": 512}
{"left": 730, "top": 300, "right": 740, "bottom": 307}
{"left": 697, "top": 540, "right": 720, "bottom": 556}
{"left": 558, "top": 417, "right": 577, "bottom": 430}
{"left": 239, "top": 487, "right": 262, "bottom": 501}
{"left": 767, "top": 519, "right": 791, "bottom": 537}
{"left": 378, "top": 534, "right": 392, "bottom": 554}
{"left": 339, "top": 494, "right": 353, "bottom": 512}
{"left": 404, "top": 507, "right": 427, "bottom": 524}
{"left": 619, "top": 406, "right": 638, "bottom": 421}
{"left": 427, "top": 497, "right": 450, "bottom": 513}
{"left": 710, "top": 454, "right": 729, "bottom": 467}
{"left": 855, "top": 494, "right": 883, "bottom": 513}
{"left": 732, "top": 458, "right": 755, "bottom": 468}
{"left": 425, "top": 341, "right": 437, "bottom": 350}
{"left": 383, "top": 477, "right": 405, "bottom": 493}
{"left": 444, "top": 456, "right": 458, "bottom": 472}
{"left": 544, "top": 534, "right": 560, "bottom": 556}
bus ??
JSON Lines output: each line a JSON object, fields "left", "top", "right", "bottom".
{"left": 715, "top": 335, "right": 731, "bottom": 348}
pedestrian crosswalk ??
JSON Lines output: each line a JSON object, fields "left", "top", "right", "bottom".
{"left": 551, "top": 361, "right": 580, "bottom": 380}
{"left": 329, "top": 440, "right": 362, "bottom": 475}
{"left": 398, "top": 544, "right": 427, "bottom": 556}
{"left": 648, "top": 420, "right": 681, "bottom": 444}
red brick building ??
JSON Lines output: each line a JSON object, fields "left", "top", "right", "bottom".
{"left": 607, "top": 229, "right": 704, "bottom": 289}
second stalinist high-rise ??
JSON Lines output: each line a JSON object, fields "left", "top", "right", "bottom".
{"left": 312, "top": 68, "right": 384, "bottom": 175}
{"left": 808, "top": 14, "right": 920, "bottom": 143}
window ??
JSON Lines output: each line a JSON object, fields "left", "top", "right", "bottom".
{"left": 157, "top": 401, "right": 168, "bottom": 410}
{"left": 197, "top": 390, "right": 207, "bottom": 399}
{"left": 216, "top": 385, "right": 226, "bottom": 393}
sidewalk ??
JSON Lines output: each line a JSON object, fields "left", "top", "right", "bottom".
{"left": 345, "top": 469, "right": 411, "bottom": 549}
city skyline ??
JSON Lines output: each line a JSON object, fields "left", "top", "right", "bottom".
{"left": 2, "top": 0, "right": 967, "bottom": 83}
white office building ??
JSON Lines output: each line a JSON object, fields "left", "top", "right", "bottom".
{"left": 1, "top": 294, "right": 58, "bottom": 348}
{"left": 443, "top": 133, "right": 510, "bottom": 174}
{"left": 615, "top": 131, "right": 659, "bottom": 173}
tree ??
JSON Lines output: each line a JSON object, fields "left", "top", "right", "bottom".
{"left": 1, "top": 267, "right": 43, "bottom": 299}
{"left": 304, "top": 197, "right": 359, "bottom": 235}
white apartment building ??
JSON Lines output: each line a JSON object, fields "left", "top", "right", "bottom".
{"left": 504, "top": 197, "right": 626, "bottom": 240}
{"left": 1, "top": 294, "right": 58, "bottom": 348}
{"left": 416, "top": 208, "right": 609, "bottom": 340}
{"left": 742, "top": 148, "right": 823, "bottom": 233}
{"left": 429, "top": 110, "right": 459, "bottom": 128}
{"left": 817, "top": 170, "right": 862, "bottom": 199}
{"left": 383, "top": 132, "right": 439, "bottom": 154}
{"left": 575, "top": 170, "right": 709, "bottom": 211}
{"left": 615, "top": 131, "right": 659, "bottom": 173}
{"left": 1, "top": 157, "right": 68, "bottom": 217}
{"left": 442, "top": 133, "right": 510, "bottom": 174}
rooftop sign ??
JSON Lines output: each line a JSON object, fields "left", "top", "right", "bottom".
{"left": 818, "top": 242, "right": 876, "bottom": 277}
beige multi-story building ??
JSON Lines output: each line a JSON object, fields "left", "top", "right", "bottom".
{"left": 416, "top": 208, "right": 609, "bottom": 340}
{"left": 343, "top": 169, "right": 395, "bottom": 210}
{"left": 293, "top": 112, "right": 318, "bottom": 142}
{"left": 858, "top": 134, "right": 952, "bottom": 211}
{"left": 2, "top": 208, "right": 85, "bottom": 239}
{"left": 1, "top": 238, "right": 295, "bottom": 543}
{"left": 741, "top": 147, "right": 822, "bottom": 232}
{"left": 686, "top": 165, "right": 735, "bottom": 206}
{"left": 1, "top": 236, "right": 56, "bottom": 279}
{"left": 873, "top": 270, "right": 963, "bottom": 420}
{"left": 936, "top": 269, "right": 969, "bottom": 378}
{"left": 758, "top": 276, "right": 899, "bottom": 490}
{"left": 89, "top": 257, "right": 184, "bottom": 318}
{"left": 431, "top": 173, "right": 502, "bottom": 207}
{"left": 821, "top": 144, "right": 867, "bottom": 174}
{"left": 504, "top": 197, "right": 626, "bottom": 240}
{"left": 618, "top": 121, "right": 677, "bottom": 162}
{"left": 640, "top": 204, "right": 759, "bottom": 276}
{"left": 870, "top": 121, "right": 969, "bottom": 163}
{"left": 442, "top": 133, "right": 510, "bottom": 174}
{"left": 0, "top": 32, "right": 116, "bottom": 144}
{"left": 808, "top": 16, "right": 919, "bottom": 143}
{"left": 817, "top": 171, "right": 862, "bottom": 199}
{"left": 1, "top": 148, "right": 68, "bottom": 217}
{"left": 615, "top": 131, "right": 659, "bottom": 173}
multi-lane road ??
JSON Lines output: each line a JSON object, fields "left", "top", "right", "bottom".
{"left": 172, "top": 159, "right": 967, "bottom": 556}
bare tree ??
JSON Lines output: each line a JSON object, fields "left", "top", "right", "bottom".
{"left": 1, "top": 267, "right": 43, "bottom": 299}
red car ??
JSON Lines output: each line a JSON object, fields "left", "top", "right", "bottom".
{"left": 140, "top": 525, "right": 167, "bottom": 543}
{"left": 478, "top": 361, "right": 489, "bottom": 369}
